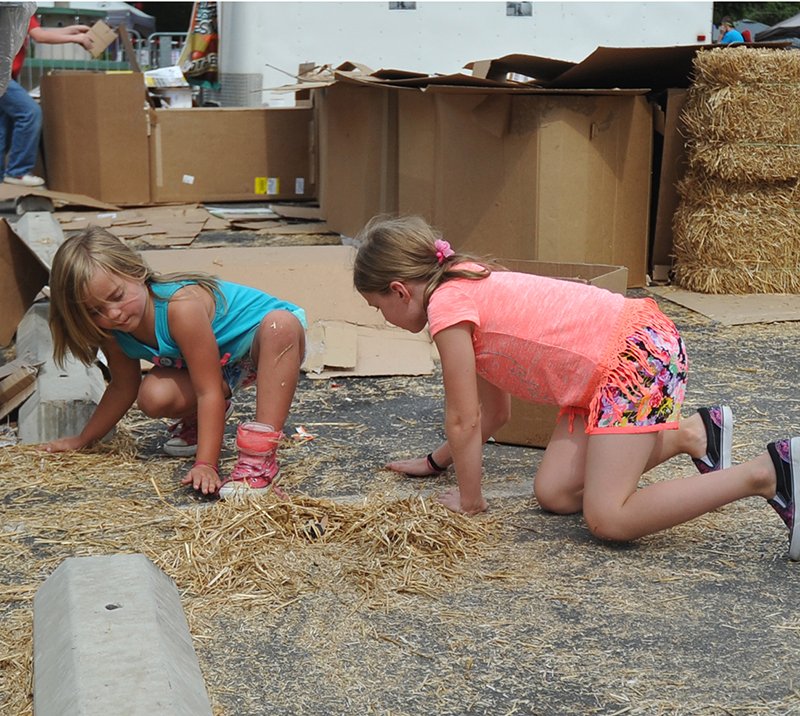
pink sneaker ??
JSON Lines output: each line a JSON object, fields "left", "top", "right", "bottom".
{"left": 218, "top": 422, "right": 283, "bottom": 498}
{"left": 163, "top": 400, "right": 233, "bottom": 457}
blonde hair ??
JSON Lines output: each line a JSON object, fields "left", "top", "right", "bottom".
{"left": 49, "top": 226, "right": 220, "bottom": 367}
{"left": 353, "top": 215, "right": 494, "bottom": 308}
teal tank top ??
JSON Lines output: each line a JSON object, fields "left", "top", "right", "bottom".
{"left": 113, "top": 280, "right": 306, "bottom": 368}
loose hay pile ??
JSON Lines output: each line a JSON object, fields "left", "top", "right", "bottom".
{"left": 673, "top": 47, "right": 800, "bottom": 293}
{"left": 0, "top": 438, "right": 498, "bottom": 714}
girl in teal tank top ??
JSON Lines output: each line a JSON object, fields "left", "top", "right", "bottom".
{"left": 44, "top": 226, "right": 307, "bottom": 499}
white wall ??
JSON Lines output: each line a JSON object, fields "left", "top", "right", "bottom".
{"left": 220, "top": 1, "right": 713, "bottom": 105}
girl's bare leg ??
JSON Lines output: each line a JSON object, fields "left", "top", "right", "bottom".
{"left": 250, "top": 310, "right": 305, "bottom": 431}
{"left": 582, "top": 432, "right": 776, "bottom": 542}
{"left": 137, "top": 366, "right": 228, "bottom": 419}
{"left": 534, "top": 410, "right": 726, "bottom": 516}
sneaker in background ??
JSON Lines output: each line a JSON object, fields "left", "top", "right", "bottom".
{"left": 163, "top": 399, "right": 233, "bottom": 457}
{"left": 4, "top": 174, "right": 45, "bottom": 187}
{"left": 767, "top": 437, "right": 800, "bottom": 561}
{"left": 692, "top": 405, "right": 733, "bottom": 474}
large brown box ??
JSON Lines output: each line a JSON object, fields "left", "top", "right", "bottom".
{"left": 41, "top": 72, "right": 151, "bottom": 205}
{"left": 149, "top": 107, "right": 315, "bottom": 203}
{"left": 41, "top": 72, "right": 315, "bottom": 205}
{"left": 398, "top": 90, "right": 652, "bottom": 287}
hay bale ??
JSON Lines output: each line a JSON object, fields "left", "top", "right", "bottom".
{"left": 672, "top": 172, "right": 800, "bottom": 294}
{"left": 681, "top": 48, "right": 800, "bottom": 182}
{"left": 691, "top": 46, "right": 800, "bottom": 88}
{"left": 672, "top": 47, "right": 800, "bottom": 292}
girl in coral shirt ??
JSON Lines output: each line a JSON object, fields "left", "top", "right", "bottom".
{"left": 354, "top": 215, "right": 799, "bottom": 560}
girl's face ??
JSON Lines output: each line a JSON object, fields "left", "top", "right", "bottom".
{"left": 361, "top": 280, "right": 428, "bottom": 334}
{"left": 84, "top": 267, "right": 149, "bottom": 332}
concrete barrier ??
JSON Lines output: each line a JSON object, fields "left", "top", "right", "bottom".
{"left": 16, "top": 302, "right": 106, "bottom": 444}
{"left": 33, "top": 553, "right": 213, "bottom": 716}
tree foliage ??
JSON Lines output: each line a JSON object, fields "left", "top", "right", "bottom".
{"left": 714, "top": 2, "right": 800, "bottom": 26}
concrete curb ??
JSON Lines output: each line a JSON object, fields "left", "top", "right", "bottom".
{"left": 16, "top": 302, "right": 106, "bottom": 444}
{"left": 33, "top": 553, "right": 213, "bottom": 716}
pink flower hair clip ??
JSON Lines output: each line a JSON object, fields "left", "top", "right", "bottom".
{"left": 434, "top": 239, "right": 455, "bottom": 265}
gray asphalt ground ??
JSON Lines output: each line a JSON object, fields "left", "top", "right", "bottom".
{"left": 2, "top": 210, "right": 800, "bottom": 714}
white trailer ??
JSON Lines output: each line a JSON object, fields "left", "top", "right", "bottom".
{"left": 219, "top": 1, "right": 714, "bottom": 106}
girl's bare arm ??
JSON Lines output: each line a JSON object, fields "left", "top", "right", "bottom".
{"left": 169, "top": 288, "right": 228, "bottom": 494}
{"left": 42, "top": 339, "right": 141, "bottom": 452}
{"left": 434, "top": 322, "right": 488, "bottom": 514}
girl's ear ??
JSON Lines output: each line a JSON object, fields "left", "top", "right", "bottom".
{"left": 388, "top": 280, "right": 411, "bottom": 302}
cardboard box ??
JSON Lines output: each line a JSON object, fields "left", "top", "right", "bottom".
{"left": 490, "top": 259, "right": 629, "bottom": 448}
{"left": 0, "top": 359, "right": 38, "bottom": 420}
{"left": 317, "top": 81, "right": 398, "bottom": 239}
{"left": 87, "top": 20, "right": 118, "bottom": 59}
{"left": 41, "top": 72, "right": 315, "bottom": 205}
{"left": 141, "top": 245, "right": 433, "bottom": 378}
{"left": 149, "top": 107, "right": 315, "bottom": 203}
{"left": 40, "top": 72, "right": 151, "bottom": 205}
{"left": 398, "top": 90, "right": 652, "bottom": 287}
{"left": 0, "top": 220, "right": 50, "bottom": 347}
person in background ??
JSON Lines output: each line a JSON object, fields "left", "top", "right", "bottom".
{"left": 353, "top": 214, "right": 800, "bottom": 561}
{"left": 718, "top": 17, "right": 745, "bottom": 44}
{"left": 0, "top": 15, "right": 93, "bottom": 187}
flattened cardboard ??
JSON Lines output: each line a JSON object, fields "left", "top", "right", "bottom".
{"left": 490, "top": 260, "right": 628, "bottom": 449}
{"left": 269, "top": 203, "right": 323, "bottom": 221}
{"left": 304, "top": 322, "right": 433, "bottom": 378}
{"left": 0, "top": 184, "right": 119, "bottom": 210}
{"left": 0, "top": 220, "right": 50, "bottom": 347}
{"left": 141, "top": 245, "right": 433, "bottom": 377}
{"left": 647, "top": 286, "right": 800, "bottom": 326}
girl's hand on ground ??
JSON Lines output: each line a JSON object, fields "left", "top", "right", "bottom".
{"left": 438, "top": 486, "right": 488, "bottom": 516}
{"left": 182, "top": 464, "right": 221, "bottom": 496}
{"left": 386, "top": 456, "right": 441, "bottom": 477}
{"left": 39, "top": 436, "right": 85, "bottom": 453}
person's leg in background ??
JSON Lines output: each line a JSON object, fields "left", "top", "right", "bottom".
{"left": 0, "top": 78, "right": 43, "bottom": 186}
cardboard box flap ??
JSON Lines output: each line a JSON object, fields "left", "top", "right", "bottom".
{"left": 499, "top": 259, "right": 629, "bottom": 293}
{"left": 371, "top": 68, "right": 430, "bottom": 81}
{"left": 423, "top": 84, "right": 648, "bottom": 97}
{"left": 304, "top": 321, "right": 433, "bottom": 379}
{"left": 465, "top": 45, "right": 789, "bottom": 92}
{"left": 545, "top": 45, "right": 706, "bottom": 89}
{"left": 467, "top": 53, "right": 577, "bottom": 83}
{"left": 0, "top": 220, "right": 50, "bottom": 347}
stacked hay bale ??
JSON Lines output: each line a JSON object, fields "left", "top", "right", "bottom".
{"left": 673, "top": 47, "right": 800, "bottom": 293}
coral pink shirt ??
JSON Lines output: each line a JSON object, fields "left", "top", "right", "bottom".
{"left": 427, "top": 269, "right": 639, "bottom": 410}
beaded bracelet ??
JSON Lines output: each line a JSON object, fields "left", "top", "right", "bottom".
{"left": 426, "top": 452, "right": 446, "bottom": 473}
{"left": 193, "top": 460, "right": 219, "bottom": 475}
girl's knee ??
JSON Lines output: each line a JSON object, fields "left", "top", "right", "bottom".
{"left": 583, "top": 505, "right": 634, "bottom": 543}
{"left": 257, "top": 311, "right": 305, "bottom": 359}
{"left": 136, "top": 378, "right": 174, "bottom": 417}
{"left": 534, "top": 480, "right": 581, "bottom": 515}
